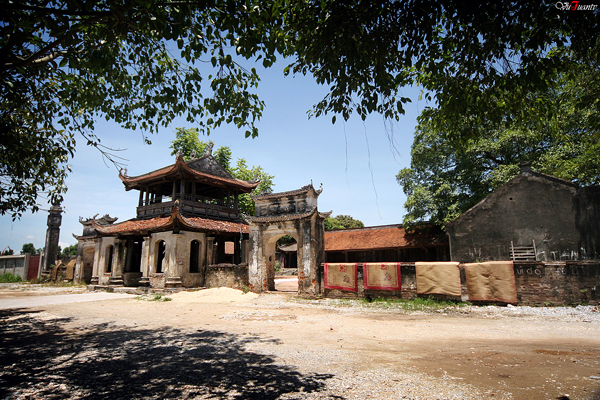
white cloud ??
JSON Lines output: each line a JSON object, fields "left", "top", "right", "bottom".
{"left": 26, "top": 235, "right": 35, "bottom": 239}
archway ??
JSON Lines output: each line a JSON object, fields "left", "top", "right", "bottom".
{"left": 266, "top": 234, "right": 299, "bottom": 291}
{"left": 244, "top": 184, "right": 330, "bottom": 295}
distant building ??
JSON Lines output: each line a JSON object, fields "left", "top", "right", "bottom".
{"left": 275, "top": 224, "right": 449, "bottom": 268}
{"left": 445, "top": 163, "right": 600, "bottom": 263}
{"left": 324, "top": 224, "right": 449, "bottom": 263}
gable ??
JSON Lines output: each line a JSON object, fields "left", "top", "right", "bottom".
{"left": 187, "top": 155, "right": 234, "bottom": 179}
{"left": 447, "top": 172, "right": 578, "bottom": 229}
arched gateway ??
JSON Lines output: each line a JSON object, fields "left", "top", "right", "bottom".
{"left": 244, "top": 184, "right": 330, "bottom": 295}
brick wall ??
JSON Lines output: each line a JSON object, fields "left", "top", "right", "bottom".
{"left": 319, "top": 261, "right": 600, "bottom": 305}
{"left": 514, "top": 261, "right": 599, "bottom": 305}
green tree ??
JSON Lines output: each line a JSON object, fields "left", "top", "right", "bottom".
{"left": 169, "top": 128, "right": 208, "bottom": 161}
{"left": 61, "top": 244, "right": 78, "bottom": 256}
{"left": 20, "top": 243, "right": 38, "bottom": 255}
{"left": 397, "top": 71, "right": 600, "bottom": 229}
{"left": 3, "top": 0, "right": 597, "bottom": 218}
{"left": 232, "top": 158, "right": 274, "bottom": 216}
{"left": 324, "top": 215, "right": 365, "bottom": 230}
{"left": 169, "top": 127, "right": 234, "bottom": 173}
{"left": 1, "top": 1, "right": 272, "bottom": 218}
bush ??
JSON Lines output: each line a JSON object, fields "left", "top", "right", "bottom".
{"left": 0, "top": 273, "right": 23, "bottom": 283}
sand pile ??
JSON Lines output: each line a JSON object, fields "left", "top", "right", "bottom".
{"left": 169, "top": 287, "right": 259, "bottom": 303}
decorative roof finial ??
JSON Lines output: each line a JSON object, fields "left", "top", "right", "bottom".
{"left": 205, "top": 142, "right": 214, "bottom": 156}
{"left": 190, "top": 149, "right": 197, "bottom": 159}
{"left": 176, "top": 149, "right": 183, "bottom": 159}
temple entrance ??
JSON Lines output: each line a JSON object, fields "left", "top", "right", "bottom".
{"left": 262, "top": 234, "right": 299, "bottom": 291}
{"left": 245, "top": 184, "right": 330, "bottom": 296}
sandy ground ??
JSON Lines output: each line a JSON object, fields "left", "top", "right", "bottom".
{"left": 1, "top": 282, "right": 599, "bottom": 399}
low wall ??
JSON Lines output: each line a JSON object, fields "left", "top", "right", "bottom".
{"left": 204, "top": 264, "right": 248, "bottom": 290}
{"left": 515, "top": 261, "right": 599, "bottom": 305}
{"left": 318, "top": 261, "right": 600, "bottom": 305}
{"left": 0, "top": 254, "right": 30, "bottom": 280}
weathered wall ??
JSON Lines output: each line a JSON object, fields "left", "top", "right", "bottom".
{"left": 514, "top": 261, "right": 599, "bottom": 305}
{"left": 0, "top": 254, "right": 30, "bottom": 280}
{"left": 204, "top": 264, "right": 249, "bottom": 290}
{"left": 446, "top": 172, "right": 600, "bottom": 263}
{"left": 319, "top": 261, "right": 600, "bottom": 306}
{"left": 249, "top": 222, "right": 302, "bottom": 292}
{"left": 576, "top": 185, "right": 600, "bottom": 260}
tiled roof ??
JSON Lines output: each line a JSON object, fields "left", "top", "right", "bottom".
{"left": 182, "top": 216, "right": 249, "bottom": 234}
{"left": 252, "top": 183, "right": 322, "bottom": 200}
{"left": 119, "top": 153, "right": 259, "bottom": 192}
{"left": 278, "top": 243, "right": 297, "bottom": 252}
{"left": 325, "top": 225, "right": 448, "bottom": 252}
{"left": 93, "top": 206, "right": 248, "bottom": 235}
{"left": 93, "top": 215, "right": 172, "bottom": 235}
{"left": 243, "top": 207, "right": 318, "bottom": 224}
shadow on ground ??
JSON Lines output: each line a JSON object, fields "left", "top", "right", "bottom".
{"left": 0, "top": 309, "right": 335, "bottom": 399}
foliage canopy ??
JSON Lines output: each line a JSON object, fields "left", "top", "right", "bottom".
{"left": 20, "top": 243, "right": 39, "bottom": 255}
{"left": 2, "top": 0, "right": 598, "bottom": 218}
{"left": 324, "top": 215, "right": 365, "bottom": 230}
{"left": 397, "top": 66, "right": 600, "bottom": 229}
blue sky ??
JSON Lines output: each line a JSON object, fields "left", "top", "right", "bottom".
{"left": 0, "top": 61, "right": 428, "bottom": 254}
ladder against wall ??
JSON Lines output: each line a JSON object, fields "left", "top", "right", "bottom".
{"left": 510, "top": 240, "right": 537, "bottom": 261}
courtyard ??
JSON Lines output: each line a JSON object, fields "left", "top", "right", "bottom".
{"left": 0, "top": 282, "right": 599, "bottom": 399}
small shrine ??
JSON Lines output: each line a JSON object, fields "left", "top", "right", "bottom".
{"left": 74, "top": 149, "right": 259, "bottom": 289}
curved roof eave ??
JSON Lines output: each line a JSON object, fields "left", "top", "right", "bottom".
{"left": 119, "top": 153, "right": 259, "bottom": 193}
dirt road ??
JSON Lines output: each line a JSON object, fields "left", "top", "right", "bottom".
{"left": 0, "top": 284, "right": 599, "bottom": 399}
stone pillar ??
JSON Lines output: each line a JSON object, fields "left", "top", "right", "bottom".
{"left": 90, "top": 239, "right": 101, "bottom": 285}
{"left": 109, "top": 239, "right": 124, "bottom": 286}
{"left": 206, "top": 237, "right": 215, "bottom": 266}
{"left": 248, "top": 228, "right": 266, "bottom": 292}
{"left": 43, "top": 205, "right": 63, "bottom": 272}
{"left": 138, "top": 237, "right": 150, "bottom": 287}
{"left": 74, "top": 238, "right": 84, "bottom": 284}
{"left": 165, "top": 234, "right": 184, "bottom": 288}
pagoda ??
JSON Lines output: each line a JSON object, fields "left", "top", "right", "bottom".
{"left": 73, "top": 148, "right": 259, "bottom": 289}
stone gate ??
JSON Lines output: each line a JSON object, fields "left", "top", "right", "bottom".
{"left": 244, "top": 184, "right": 330, "bottom": 295}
